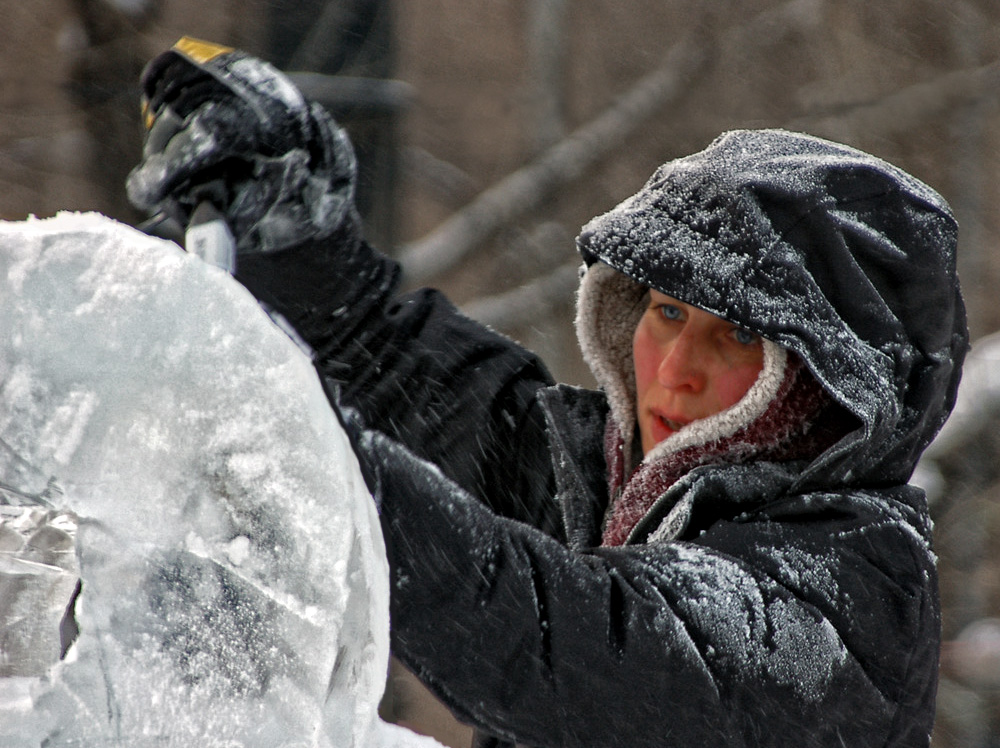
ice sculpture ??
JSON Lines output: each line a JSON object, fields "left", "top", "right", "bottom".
{"left": 0, "top": 213, "right": 440, "bottom": 747}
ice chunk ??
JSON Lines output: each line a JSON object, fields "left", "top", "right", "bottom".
{"left": 0, "top": 506, "right": 78, "bottom": 678}
{"left": 0, "top": 213, "right": 441, "bottom": 747}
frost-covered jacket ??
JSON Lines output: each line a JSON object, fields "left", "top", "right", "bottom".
{"left": 236, "top": 129, "right": 966, "bottom": 748}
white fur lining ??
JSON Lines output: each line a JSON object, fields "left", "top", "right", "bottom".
{"left": 575, "top": 263, "right": 647, "bottom": 452}
{"left": 575, "top": 262, "right": 788, "bottom": 465}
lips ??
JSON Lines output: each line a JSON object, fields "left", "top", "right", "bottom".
{"left": 660, "top": 415, "right": 687, "bottom": 432}
{"left": 646, "top": 409, "right": 691, "bottom": 444}
{"left": 654, "top": 408, "right": 691, "bottom": 431}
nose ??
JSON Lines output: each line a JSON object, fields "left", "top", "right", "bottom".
{"left": 656, "top": 327, "right": 706, "bottom": 393}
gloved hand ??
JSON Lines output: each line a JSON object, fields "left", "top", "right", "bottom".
{"left": 126, "top": 38, "right": 359, "bottom": 254}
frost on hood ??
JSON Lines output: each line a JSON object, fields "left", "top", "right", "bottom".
{"left": 0, "top": 213, "right": 441, "bottom": 747}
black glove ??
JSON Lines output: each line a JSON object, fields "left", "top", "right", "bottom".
{"left": 126, "top": 38, "right": 359, "bottom": 254}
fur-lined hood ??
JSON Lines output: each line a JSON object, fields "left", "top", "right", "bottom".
{"left": 575, "top": 129, "right": 967, "bottom": 488}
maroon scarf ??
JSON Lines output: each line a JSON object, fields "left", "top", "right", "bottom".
{"left": 601, "top": 355, "right": 848, "bottom": 546}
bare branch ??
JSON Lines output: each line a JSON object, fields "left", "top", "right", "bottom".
{"left": 789, "top": 61, "right": 1000, "bottom": 138}
{"left": 461, "top": 261, "right": 581, "bottom": 331}
{"left": 285, "top": 1, "right": 358, "bottom": 72}
{"left": 402, "top": 147, "right": 480, "bottom": 205}
{"left": 398, "top": 36, "right": 707, "bottom": 286}
{"left": 286, "top": 73, "right": 414, "bottom": 116}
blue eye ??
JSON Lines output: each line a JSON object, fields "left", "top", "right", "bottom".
{"left": 734, "top": 328, "right": 758, "bottom": 345}
{"left": 659, "top": 304, "right": 682, "bottom": 321}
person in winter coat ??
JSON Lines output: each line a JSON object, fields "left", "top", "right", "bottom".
{"left": 128, "top": 41, "right": 967, "bottom": 748}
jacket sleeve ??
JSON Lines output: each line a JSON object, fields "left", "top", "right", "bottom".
{"left": 233, "top": 233, "right": 562, "bottom": 534}
{"left": 366, "top": 431, "right": 937, "bottom": 748}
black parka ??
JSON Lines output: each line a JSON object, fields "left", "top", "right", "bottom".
{"left": 236, "top": 129, "right": 966, "bottom": 748}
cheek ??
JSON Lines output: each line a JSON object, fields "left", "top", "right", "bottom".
{"left": 713, "top": 360, "right": 764, "bottom": 409}
{"left": 632, "top": 323, "right": 659, "bottom": 399}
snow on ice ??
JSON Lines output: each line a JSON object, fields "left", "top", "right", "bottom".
{"left": 0, "top": 212, "right": 442, "bottom": 747}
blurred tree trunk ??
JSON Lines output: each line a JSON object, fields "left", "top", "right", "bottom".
{"left": 527, "top": 0, "right": 568, "bottom": 155}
